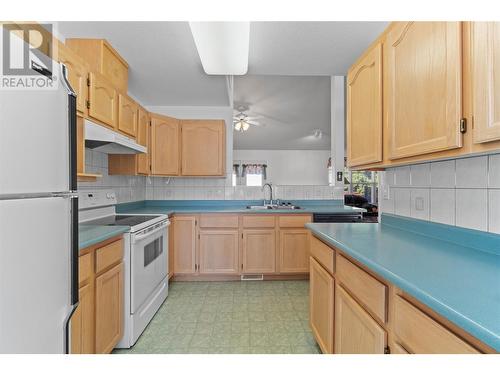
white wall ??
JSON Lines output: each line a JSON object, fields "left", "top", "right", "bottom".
{"left": 331, "top": 76, "right": 345, "bottom": 193}
{"left": 378, "top": 153, "right": 500, "bottom": 234}
{"left": 233, "top": 149, "right": 330, "bottom": 185}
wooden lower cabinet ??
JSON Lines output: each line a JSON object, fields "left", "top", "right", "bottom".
{"left": 71, "top": 237, "right": 124, "bottom": 354}
{"left": 279, "top": 229, "right": 310, "bottom": 273}
{"left": 70, "top": 283, "right": 94, "bottom": 354}
{"left": 95, "top": 263, "right": 124, "bottom": 354}
{"left": 309, "top": 257, "right": 334, "bottom": 354}
{"left": 335, "top": 284, "right": 387, "bottom": 354}
{"left": 173, "top": 216, "right": 197, "bottom": 274}
{"left": 199, "top": 230, "right": 239, "bottom": 274}
{"left": 241, "top": 229, "right": 276, "bottom": 274}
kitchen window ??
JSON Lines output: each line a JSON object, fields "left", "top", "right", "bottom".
{"left": 232, "top": 162, "right": 267, "bottom": 187}
{"left": 345, "top": 169, "right": 379, "bottom": 205}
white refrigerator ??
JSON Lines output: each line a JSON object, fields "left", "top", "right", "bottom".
{"left": 0, "top": 58, "right": 79, "bottom": 353}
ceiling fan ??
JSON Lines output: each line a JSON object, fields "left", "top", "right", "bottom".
{"left": 233, "top": 111, "right": 261, "bottom": 132}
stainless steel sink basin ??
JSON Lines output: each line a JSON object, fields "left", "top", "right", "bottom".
{"left": 246, "top": 204, "right": 301, "bottom": 210}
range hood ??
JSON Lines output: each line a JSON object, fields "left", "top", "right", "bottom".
{"left": 84, "top": 119, "right": 146, "bottom": 154}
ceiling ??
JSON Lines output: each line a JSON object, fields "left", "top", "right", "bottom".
{"left": 233, "top": 75, "right": 331, "bottom": 150}
{"left": 57, "top": 21, "right": 388, "bottom": 107}
{"left": 248, "top": 22, "right": 388, "bottom": 75}
{"left": 57, "top": 22, "right": 230, "bottom": 106}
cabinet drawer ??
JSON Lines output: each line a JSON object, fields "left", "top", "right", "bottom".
{"left": 310, "top": 236, "right": 335, "bottom": 274}
{"left": 278, "top": 215, "right": 311, "bottom": 228}
{"left": 199, "top": 214, "right": 239, "bottom": 228}
{"left": 393, "top": 295, "right": 480, "bottom": 354}
{"left": 79, "top": 253, "right": 92, "bottom": 287}
{"left": 242, "top": 215, "right": 276, "bottom": 228}
{"left": 95, "top": 239, "right": 123, "bottom": 274}
{"left": 336, "top": 254, "right": 387, "bottom": 323}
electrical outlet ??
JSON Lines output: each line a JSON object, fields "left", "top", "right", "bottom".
{"left": 415, "top": 196, "right": 424, "bottom": 211}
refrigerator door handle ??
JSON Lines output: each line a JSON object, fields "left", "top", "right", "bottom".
{"left": 64, "top": 302, "right": 79, "bottom": 354}
{"left": 60, "top": 63, "right": 78, "bottom": 192}
{"left": 70, "top": 196, "right": 79, "bottom": 306}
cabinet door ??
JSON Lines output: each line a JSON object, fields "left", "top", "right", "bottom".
{"left": 309, "top": 257, "right": 334, "bottom": 354}
{"left": 386, "top": 22, "right": 462, "bottom": 160}
{"left": 151, "top": 114, "right": 179, "bottom": 176}
{"left": 335, "top": 284, "right": 386, "bottom": 354}
{"left": 137, "top": 107, "right": 150, "bottom": 175}
{"left": 58, "top": 44, "right": 88, "bottom": 116}
{"left": 88, "top": 72, "right": 117, "bottom": 129}
{"left": 279, "top": 229, "right": 310, "bottom": 273}
{"left": 117, "top": 94, "right": 138, "bottom": 138}
{"left": 173, "top": 216, "right": 196, "bottom": 274}
{"left": 242, "top": 229, "right": 276, "bottom": 274}
{"left": 472, "top": 22, "right": 500, "bottom": 143}
{"left": 70, "top": 283, "right": 94, "bottom": 354}
{"left": 95, "top": 263, "right": 123, "bottom": 354}
{"left": 180, "top": 120, "right": 225, "bottom": 176}
{"left": 199, "top": 230, "right": 239, "bottom": 274}
{"left": 347, "top": 42, "right": 383, "bottom": 167}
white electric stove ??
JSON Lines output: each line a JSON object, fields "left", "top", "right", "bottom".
{"left": 79, "top": 190, "right": 170, "bottom": 348}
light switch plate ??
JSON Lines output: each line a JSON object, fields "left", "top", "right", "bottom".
{"left": 382, "top": 185, "right": 390, "bottom": 200}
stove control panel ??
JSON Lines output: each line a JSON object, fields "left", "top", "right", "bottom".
{"left": 78, "top": 190, "right": 117, "bottom": 210}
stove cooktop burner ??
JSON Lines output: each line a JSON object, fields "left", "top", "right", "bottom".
{"left": 84, "top": 215, "right": 163, "bottom": 228}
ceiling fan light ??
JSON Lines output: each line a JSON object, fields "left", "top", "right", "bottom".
{"left": 242, "top": 122, "right": 250, "bottom": 131}
{"left": 189, "top": 22, "right": 250, "bottom": 75}
{"left": 234, "top": 121, "right": 242, "bottom": 131}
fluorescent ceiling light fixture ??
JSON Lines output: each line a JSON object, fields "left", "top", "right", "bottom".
{"left": 189, "top": 22, "right": 250, "bottom": 75}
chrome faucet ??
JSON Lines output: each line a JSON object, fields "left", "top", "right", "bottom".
{"left": 262, "top": 183, "right": 274, "bottom": 206}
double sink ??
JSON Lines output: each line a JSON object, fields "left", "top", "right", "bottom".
{"left": 246, "top": 202, "right": 302, "bottom": 210}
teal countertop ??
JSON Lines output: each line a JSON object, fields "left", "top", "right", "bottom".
{"left": 79, "top": 225, "right": 129, "bottom": 250}
{"left": 306, "top": 214, "right": 500, "bottom": 352}
{"left": 116, "top": 199, "right": 365, "bottom": 216}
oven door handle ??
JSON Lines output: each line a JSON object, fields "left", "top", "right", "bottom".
{"left": 133, "top": 221, "right": 170, "bottom": 243}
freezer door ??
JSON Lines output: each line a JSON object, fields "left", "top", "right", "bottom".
{"left": 0, "top": 197, "right": 73, "bottom": 353}
{"left": 0, "top": 63, "right": 72, "bottom": 195}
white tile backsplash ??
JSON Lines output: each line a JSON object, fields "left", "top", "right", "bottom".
{"left": 456, "top": 156, "right": 488, "bottom": 188}
{"left": 488, "top": 154, "right": 500, "bottom": 188}
{"left": 430, "top": 160, "right": 456, "bottom": 188}
{"left": 456, "top": 189, "right": 488, "bottom": 231}
{"left": 394, "top": 188, "right": 411, "bottom": 216}
{"left": 488, "top": 190, "right": 500, "bottom": 234}
{"left": 382, "top": 153, "right": 499, "bottom": 234}
{"left": 410, "top": 164, "right": 431, "bottom": 187}
{"left": 430, "top": 189, "right": 456, "bottom": 225}
{"left": 394, "top": 166, "right": 411, "bottom": 187}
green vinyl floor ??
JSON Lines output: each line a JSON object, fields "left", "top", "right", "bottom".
{"left": 113, "top": 280, "right": 321, "bottom": 354}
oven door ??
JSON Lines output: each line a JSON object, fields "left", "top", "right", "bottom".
{"left": 130, "top": 220, "right": 169, "bottom": 314}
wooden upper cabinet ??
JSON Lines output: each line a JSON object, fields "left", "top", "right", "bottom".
{"left": 198, "top": 230, "right": 239, "bottom": 274}
{"left": 335, "top": 284, "right": 386, "bottom": 354}
{"left": 309, "top": 257, "right": 334, "bottom": 354}
{"left": 347, "top": 42, "right": 383, "bottom": 167}
{"left": 180, "top": 120, "right": 225, "bottom": 176}
{"left": 136, "top": 107, "right": 150, "bottom": 175}
{"left": 65, "top": 38, "right": 129, "bottom": 92}
{"left": 385, "top": 22, "right": 462, "bottom": 160}
{"left": 173, "top": 216, "right": 196, "bottom": 274}
{"left": 471, "top": 22, "right": 500, "bottom": 143}
{"left": 151, "top": 114, "right": 180, "bottom": 176}
{"left": 58, "top": 43, "right": 89, "bottom": 116}
{"left": 88, "top": 72, "right": 117, "bottom": 129}
{"left": 117, "top": 94, "right": 138, "bottom": 138}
